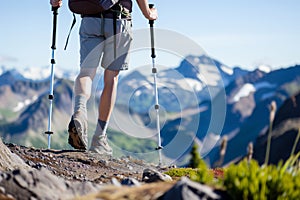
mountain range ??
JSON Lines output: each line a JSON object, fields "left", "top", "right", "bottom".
{"left": 0, "top": 56, "right": 299, "bottom": 167}
{"left": 0, "top": 67, "right": 74, "bottom": 148}
{"left": 206, "top": 66, "right": 300, "bottom": 166}
{"left": 158, "top": 62, "right": 300, "bottom": 166}
{"left": 116, "top": 55, "right": 249, "bottom": 114}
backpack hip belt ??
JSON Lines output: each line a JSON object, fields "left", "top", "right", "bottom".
{"left": 81, "top": 12, "right": 131, "bottom": 20}
{"left": 81, "top": 3, "right": 131, "bottom": 19}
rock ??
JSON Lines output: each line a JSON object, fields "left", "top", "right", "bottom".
{"left": 127, "top": 164, "right": 133, "bottom": 170}
{"left": 0, "top": 138, "right": 28, "bottom": 171}
{"left": 0, "top": 186, "right": 5, "bottom": 193}
{"left": 0, "top": 168, "right": 101, "bottom": 200}
{"left": 111, "top": 178, "right": 122, "bottom": 187}
{"left": 142, "top": 168, "right": 173, "bottom": 183}
{"left": 68, "top": 181, "right": 101, "bottom": 197}
{"left": 99, "top": 159, "right": 109, "bottom": 166}
{"left": 121, "top": 177, "right": 141, "bottom": 187}
{"left": 0, "top": 186, "right": 14, "bottom": 200}
{"left": 0, "top": 192, "right": 15, "bottom": 200}
{"left": 116, "top": 174, "right": 125, "bottom": 179}
{"left": 159, "top": 177, "right": 228, "bottom": 200}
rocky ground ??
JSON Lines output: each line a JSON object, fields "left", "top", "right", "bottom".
{"left": 6, "top": 143, "right": 165, "bottom": 184}
{"left": 0, "top": 139, "right": 227, "bottom": 200}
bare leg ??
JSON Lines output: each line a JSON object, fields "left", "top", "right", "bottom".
{"left": 98, "top": 69, "right": 119, "bottom": 122}
{"left": 89, "top": 69, "right": 119, "bottom": 155}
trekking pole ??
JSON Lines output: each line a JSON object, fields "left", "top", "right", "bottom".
{"left": 149, "top": 4, "right": 163, "bottom": 166}
{"left": 45, "top": 6, "right": 59, "bottom": 149}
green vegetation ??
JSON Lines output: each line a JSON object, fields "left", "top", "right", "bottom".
{"left": 165, "top": 167, "right": 214, "bottom": 185}
{"left": 108, "top": 128, "right": 157, "bottom": 154}
{"left": 23, "top": 130, "right": 70, "bottom": 150}
{"left": 0, "top": 108, "right": 19, "bottom": 124}
{"left": 106, "top": 128, "right": 159, "bottom": 162}
{"left": 165, "top": 142, "right": 300, "bottom": 200}
{"left": 224, "top": 155, "right": 300, "bottom": 200}
{"left": 164, "top": 167, "right": 198, "bottom": 178}
{"left": 165, "top": 143, "right": 214, "bottom": 185}
{"left": 188, "top": 143, "right": 203, "bottom": 168}
{"left": 30, "top": 135, "right": 47, "bottom": 148}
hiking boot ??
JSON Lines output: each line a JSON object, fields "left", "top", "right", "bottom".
{"left": 89, "top": 135, "right": 113, "bottom": 155}
{"left": 68, "top": 111, "right": 88, "bottom": 150}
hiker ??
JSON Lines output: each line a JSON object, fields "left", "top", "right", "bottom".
{"left": 49, "top": 0, "right": 158, "bottom": 154}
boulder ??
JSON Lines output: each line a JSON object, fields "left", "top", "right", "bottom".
{"left": 159, "top": 177, "right": 228, "bottom": 200}
{"left": 0, "top": 167, "right": 101, "bottom": 200}
{"left": 0, "top": 138, "right": 28, "bottom": 171}
{"left": 142, "top": 168, "right": 172, "bottom": 183}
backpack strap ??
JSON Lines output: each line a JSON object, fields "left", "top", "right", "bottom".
{"left": 111, "top": 3, "right": 123, "bottom": 59}
{"left": 64, "top": 13, "right": 76, "bottom": 50}
{"left": 113, "top": 12, "right": 117, "bottom": 59}
{"left": 110, "top": 3, "right": 131, "bottom": 59}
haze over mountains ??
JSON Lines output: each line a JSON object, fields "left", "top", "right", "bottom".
{"left": 0, "top": 55, "right": 299, "bottom": 166}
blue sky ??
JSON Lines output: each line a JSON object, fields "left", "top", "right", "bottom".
{"left": 0, "top": 0, "right": 299, "bottom": 71}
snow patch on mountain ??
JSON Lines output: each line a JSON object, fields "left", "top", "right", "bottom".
{"left": 258, "top": 64, "right": 272, "bottom": 73}
{"left": 232, "top": 81, "right": 277, "bottom": 102}
{"left": 233, "top": 83, "right": 256, "bottom": 102}
{"left": 20, "top": 66, "right": 77, "bottom": 81}
{"left": 185, "top": 78, "right": 203, "bottom": 92}
{"left": 0, "top": 66, "right": 5, "bottom": 75}
{"left": 21, "top": 67, "right": 51, "bottom": 80}
{"left": 221, "top": 65, "right": 234, "bottom": 75}
{"left": 13, "top": 95, "right": 38, "bottom": 112}
{"left": 0, "top": 66, "right": 77, "bottom": 81}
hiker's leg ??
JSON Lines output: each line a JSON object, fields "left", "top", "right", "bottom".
{"left": 94, "top": 69, "right": 119, "bottom": 136}
{"left": 89, "top": 69, "right": 119, "bottom": 155}
{"left": 74, "top": 16, "right": 105, "bottom": 112}
{"left": 68, "top": 68, "right": 97, "bottom": 150}
{"left": 68, "top": 16, "right": 104, "bottom": 150}
{"left": 75, "top": 68, "right": 97, "bottom": 99}
{"left": 73, "top": 68, "right": 97, "bottom": 113}
{"left": 90, "top": 19, "right": 131, "bottom": 154}
{"left": 99, "top": 69, "right": 119, "bottom": 123}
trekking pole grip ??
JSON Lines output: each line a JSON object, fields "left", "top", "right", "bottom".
{"left": 148, "top": 4, "right": 154, "bottom": 26}
{"left": 148, "top": 4, "right": 156, "bottom": 58}
{"left": 52, "top": 6, "right": 58, "bottom": 12}
{"left": 51, "top": 7, "right": 59, "bottom": 50}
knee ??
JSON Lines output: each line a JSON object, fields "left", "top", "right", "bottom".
{"left": 104, "top": 70, "right": 119, "bottom": 86}
{"left": 77, "top": 68, "right": 97, "bottom": 80}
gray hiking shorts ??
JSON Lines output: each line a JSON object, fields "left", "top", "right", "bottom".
{"left": 79, "top": 17, "right": 132, "bottom": 71}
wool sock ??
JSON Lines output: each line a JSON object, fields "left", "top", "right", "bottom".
{"left": 94, "top": 119, "right": 108, "bottom": 137}
{"left": 74, "top": 94, "right": 87, "bottom": 115}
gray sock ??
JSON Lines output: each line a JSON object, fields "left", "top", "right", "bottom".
{"left": 74, "top": 95, "right": 87, "bottom": 114}
{"left": 94, "top": 120, "right": 108, "bottom": 137}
